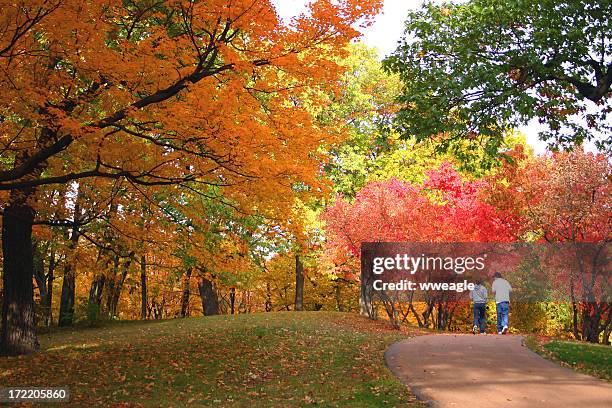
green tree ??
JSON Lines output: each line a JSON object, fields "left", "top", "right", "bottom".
{"left": 324, "top": 44, "right": 526, "bottom": 196}
{"left": 321, "top": 44, "right": 402, "bottom": 197}
{"left": 384, "top": 0, "right": 612, "bottom": 153}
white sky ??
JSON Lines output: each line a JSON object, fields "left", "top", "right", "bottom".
{"left": 274, "top": 0, "right": 422, "bottom": 58}
{"left": 272, "top": 0, "right": 550, "bottom": 153}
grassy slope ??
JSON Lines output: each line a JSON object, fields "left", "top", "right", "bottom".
{"left": 525, "top": 336, "right": 612, "bottom": 382}
{"left": 1, "top": 312, "right": 425, "bottom": 407}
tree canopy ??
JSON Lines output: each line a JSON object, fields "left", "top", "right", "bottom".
{"left": 384, "top": 0, "right": 612, "bottom": 154}
{"left": 0, "top": 0, "right": 383, "bottom": 355}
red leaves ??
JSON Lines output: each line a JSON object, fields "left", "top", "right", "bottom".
{"left": 321, "top": 162, "right": 518, "bottom": 279}
{"left": 493, "top": 148, "right": 611, "bottom": 243}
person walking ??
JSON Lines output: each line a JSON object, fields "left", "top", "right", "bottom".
{"left": 492, "top": 272, "right": 512, "bottom": 334}
{"left": 469, "top": 279, "right": 488, "bottom": 334}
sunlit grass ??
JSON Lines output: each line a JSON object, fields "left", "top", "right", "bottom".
{"left": 525, "top": 336, "right": 612, "bottom": 382}
{"left": 0, "top": 312, "right": 425, "bottom": 407}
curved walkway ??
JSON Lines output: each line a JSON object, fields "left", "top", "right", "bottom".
{"left": 385, "top": 334, "right": 612, "bottom": 408}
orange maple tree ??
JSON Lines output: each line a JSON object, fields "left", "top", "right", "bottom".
{"left": 0, "top": 0, "right": 382, "bottom": 355}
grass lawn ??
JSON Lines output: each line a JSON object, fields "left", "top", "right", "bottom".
{"left": 525, "top": 336, "right": 612, "bottom": 382}
{"left": 0, "top": 312, "right": 426, "bottom": 407}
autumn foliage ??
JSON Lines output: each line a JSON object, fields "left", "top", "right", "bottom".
{"left": 0, "top": 0, "right": 610, "bottom": 359}
{"left": 0, "top": 0, "right": 383, "bottom": 355}
{"left": 320, "top": 152, "right": 610, "bottom": 340}
{"left": 321, "top": 163, "right": 519, "bottom": 274}
{"left": 489, "top": 149, "right": 612, "bottom": 342}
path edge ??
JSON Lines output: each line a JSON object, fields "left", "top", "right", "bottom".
{"left": 384, "top": 338, "right": 439, "bottom": 408}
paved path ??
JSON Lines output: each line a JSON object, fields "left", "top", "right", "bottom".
{"left": 385, "top": 334, "right": 612, "bottom": 408}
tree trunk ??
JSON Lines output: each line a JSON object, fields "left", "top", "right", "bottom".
{"left": 335, "top": 282, "right": 343, "bottom": 312}
{"left": 359, "top": 253, "right": 376, "bottom": 318}
{"left": 408, "top": 301, "right": 424, "bottom": 327}
{"left": 198, "top": 276, "right": 219, "bottom": 316}
{"left": 88, "top": 249, "right": 110, "bottom": 310}
{"left": 581, "top": 302, "right": 604, "bottom": 343}
{"left": 58, "top": 259, "right": 76, "bottom": 327}
{"left": 45, "top": 252, "right": 56, "bottom": 326}
{"left": 180, "top": 267, "right": 192, "bottom": 317}
{"left": 265, "top": 282, "right": 272, "bottom": 312}
{"left": 58, "top": 188, "right": 82, "bottom": 327}
{"left": 88, "top": 274, "right": 106, "bottom": 306}
{"left": 0, "top": 198, "right": 39, "bottom": 356}
{"left": 108, "top": 254, "right": 132, "bottom": 318}
{"left": 567, "top": 271, "right": 581, "bottom": 340}
{"left": 229, "top": 287, "right": 236, "bottom": 315}
{"left": 32, "top": 245, "right": 55, "bottom": 327}
{"left": 140, "top": 255, "right": 147, "bottom": 320}
{"left": 601, "top": 310, "right": 612, "bottom": 345}
{"left": 1, "top": 128, "right": 57, "bottom": 355}
{"left": 33, "top": 243, "right": 46, "bottom": 296}
{"left": 294, "top": 255, "right": 304, "bottom": 311}
{"left": 422, "top": 298, "right": 435, "bottom": 328}
{"left": 104, "top": 255, "right": 120, "bottom": 316}
{"left": 33, "top": 242, "right": 48, "bottom": 318}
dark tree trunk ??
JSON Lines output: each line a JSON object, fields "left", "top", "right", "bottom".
{"left": 58, "top": 189, "right": 82, "bottom": 327}
{"left": 33, "top": 243, "right": 46, "bottom": 294}
{"left": 140, "top": 255, "right": 147, "bottom": 320}
{"left": 571, "top": 301, "right": 580, "bottom": 340}
{"left": 360, "top": 253, "right": 375, "bottom": 318}
{"left": 108, "top": 254, "right": 133, "bottom": 318}
{"left": 104, "top": 255, "right": 120, "bottom": 316}
{"left": 88, "top": 248, "right": 109, "bottom": 308}
{"left": 601, "top": 307, "right": 612, "bottom": 345}
{"left": 294, "top": 255, "right": 304, "bottom": 311}
{"left": 568, "top": 273, "right": 581, "bottom": 340}
{"left": 180, "top": 267, "right": 192, "bottom": 317}
{"left": 198, "top": 276, "right": 219, "bottom": 316}
{"left": 408, "top": 301, "right": 424, "bottom": 327}
{"left": 45, "top": 252, "right": 56, "bottom": 326}
{"left": 58, "top": 259, "right": 76, "bottom": 327}
{"left": 88, "top": 274, "right": 106, "bottom": 306}
{"left": 1, "top": 128, "right": 58, "bottom": 355}
{"left": 33, "top": 243, "right": 48, "bottom": 317}
{"left": 581, "top": 302, "right": 604, "bottom": 343}
{"left": 150, "top": 295, "right": 166, "bottom": 320}
{"left": 229, "top": 287, "right": 236, "bottom": 315}
{"left": 335, "top": 282, "right": 343, "bottom": 312}
{"left": 32, "top": 244, "right": 55, "bottom": 327}
{"left": 1, "top": 197, "right": 39, "bottom": 356}
{"left": 422, "top": 298, "right": 435, "bottom": 328}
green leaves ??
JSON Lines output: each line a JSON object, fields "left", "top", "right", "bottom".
{"left": 384, "top": 0, "right": 612, "bottom": 155}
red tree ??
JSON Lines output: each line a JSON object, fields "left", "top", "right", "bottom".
{"left": 322, "top": 163, "right": 520, "bottom": 328}
{"left": 492, "top": 149, "right": 612, "bottom": 343}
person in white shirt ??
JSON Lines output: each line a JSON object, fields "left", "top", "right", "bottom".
{"left": 492, "top": 272, "right": 512, "bottom": 334}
